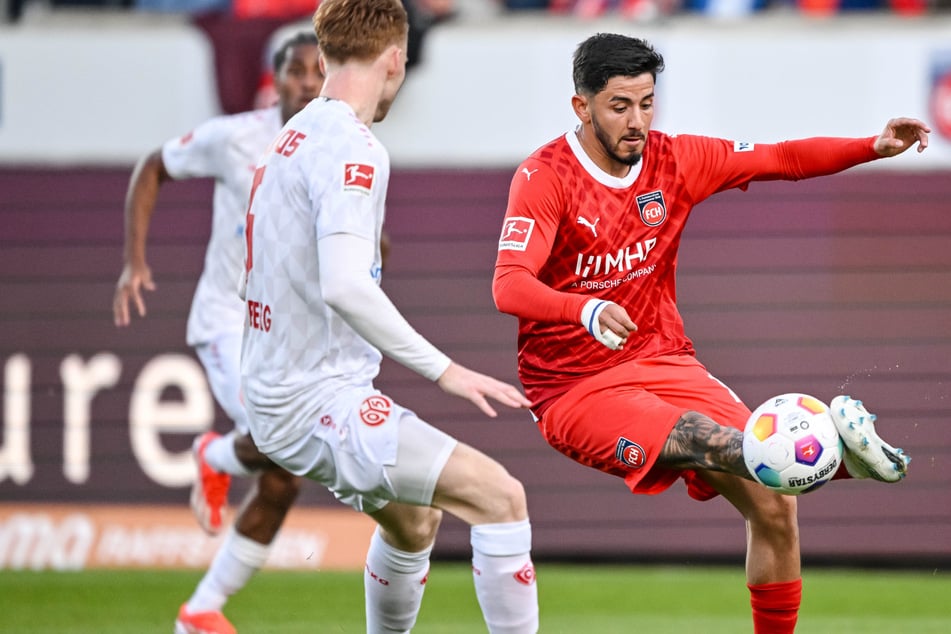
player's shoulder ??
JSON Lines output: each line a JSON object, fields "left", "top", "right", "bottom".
{"left": 221, "top": 106, "right": 281, "bottom": 135}
{"left": 660, "top": 129, "right": 731, "bottom": 151}
{"left": 526, "top": 133, "right": 572, "bottom": 167}
{"left": 297, "top": 99, "right": 384, "bottom": 156}
{"left": 512, "top": 133, "right": 572, "bottom": 183}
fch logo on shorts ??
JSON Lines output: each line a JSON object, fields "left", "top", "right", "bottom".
{"left": 359, "top": 395, "right": 392, "bottom": 426}
{"left": 615, "top": 437, "right": 646, "bottom": 468}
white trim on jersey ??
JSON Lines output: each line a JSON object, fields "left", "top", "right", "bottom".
{"left": 565, "top": 128, "right": 643, "bottom": 189}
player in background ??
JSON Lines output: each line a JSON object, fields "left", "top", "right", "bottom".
{"left": 113, "top": 33, "right": 323, "bottom": 634}
{"left": 239, "top": 0, "right": 539, "bottom": 632}
{"left": 493, "top": 33, "right": 926, "bottom": 634}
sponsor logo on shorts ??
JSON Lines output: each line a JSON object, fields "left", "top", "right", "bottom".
{"left": 733, "top": 140, "right": 755, "bottom": 152}
{"left": 615, "top": 437, "right": 646, "bottom": 469}
{"left": 513, "top": 563, "right": 536, "bottom": 586}
{"left": 635, "top": 190, "right": 667, "bottom": 227}
{"left": 498, "top": 216, "right": 535, "bottom": 251}
{"left": 359, "top": 395, "right": 392, "bottom": 426}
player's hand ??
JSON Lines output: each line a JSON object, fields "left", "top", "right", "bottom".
{"left": 873, "top": 117, "right": 930, "bottom": 157}
{"left": 436, "top": 362, "right": 532, "bottom": 418}
{"left": 581, "top": 299, "right": 637, "bottom": 350}
{"left": 113, "top": 263, "right": 156, "bottom": 326}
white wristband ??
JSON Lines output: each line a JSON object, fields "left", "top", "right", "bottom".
{"left": 580, "top": 298, "right": 622, "bottom": 350}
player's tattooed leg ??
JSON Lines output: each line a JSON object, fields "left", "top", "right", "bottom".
{"left": 658, "top": 411, "right": 752, "bottom": 480}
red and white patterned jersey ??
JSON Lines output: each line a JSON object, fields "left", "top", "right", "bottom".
{"left": 162, "top": 107, "right": 282, "bottom": 345}
{"left": 240, "top": 98, "right": 389, "bottom": 454}
{"left": 494, "top": 129, "right": 878, "bottom": 413}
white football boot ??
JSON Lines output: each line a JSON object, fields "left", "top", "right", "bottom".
{"left": 829, "top": 395, "right": 910, "bottom": 482}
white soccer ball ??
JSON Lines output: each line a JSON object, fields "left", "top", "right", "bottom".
{"left": 743, "top": 393, "right": 844, "bottom": 495}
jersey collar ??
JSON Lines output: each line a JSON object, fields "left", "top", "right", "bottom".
{"left": 565, "top": 128, "right": 642, "bottom": 189}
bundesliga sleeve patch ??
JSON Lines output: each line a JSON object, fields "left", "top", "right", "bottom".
{"left": 343, "top": 163, "right": 375, "bottom": 195}
{"left": 733, "top": 141, "right": 754, "bottom": 152}
{"left": 498, "top": 216, "right": 535, "bottom": 251}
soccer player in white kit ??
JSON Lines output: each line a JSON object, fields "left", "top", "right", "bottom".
{"left": 239, "top": 1, "right": 540, "bottom": 632}
{"left": 113, "top": 33, "right": 324, "bottom": 634}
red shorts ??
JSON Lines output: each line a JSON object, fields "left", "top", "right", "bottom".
{"left": 537, "top": 355, "right": 752, "bottom": 501}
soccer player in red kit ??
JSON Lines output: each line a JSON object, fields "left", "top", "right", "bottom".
{"left": 493, "top": 33, "right": 927, "bottom": 634}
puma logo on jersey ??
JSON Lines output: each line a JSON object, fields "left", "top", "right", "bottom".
{"left": 577, "top": 215, "right": 599, "bottom": 237}
{"left": 343, "top": 163, "right": 375, "bottom": 194}
{"left": 521, "top": 167, "right": 538, "bottom": 181}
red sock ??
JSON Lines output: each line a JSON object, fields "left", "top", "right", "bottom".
{"left": 748, "top": 578, "right": 802, "bottom": 634}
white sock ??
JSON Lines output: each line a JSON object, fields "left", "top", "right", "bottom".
{"left": 470, "top": 519, "right": 539, "bottom": 634}
{"left": 364, "top": 528, "right": 432, "bottom": 633}
{"left": 186, "top": 528, "right": 271, "bottom": 613}
{"left": 204, "top": 432, "right": 253, "bottom": 477}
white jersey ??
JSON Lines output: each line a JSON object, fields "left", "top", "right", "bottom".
{"left": 240, "top": 98, "right": 389, "bottom": 454}
{"left": 162, "top": 107, "right": 282, "bottom": 346}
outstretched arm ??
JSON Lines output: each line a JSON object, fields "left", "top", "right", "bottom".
{"left": 320, "top": 232, "right": 530, "bottom": 417}
{"left": 113, "top": 149, "right": 171, "bottom": 326}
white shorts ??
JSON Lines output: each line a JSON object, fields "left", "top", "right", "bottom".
{"left": 193, "top": 333, "right": 248, "bottom": 434}
{"left": 267, "top": 386, "right": 457, "bottom": 513}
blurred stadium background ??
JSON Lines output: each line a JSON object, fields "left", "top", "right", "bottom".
{"left": 1, "top": 0, "right": 950, "bottom": 579}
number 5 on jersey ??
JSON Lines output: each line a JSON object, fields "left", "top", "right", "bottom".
{"left": 244, "top": 165, "right": 266, "bottom": 275}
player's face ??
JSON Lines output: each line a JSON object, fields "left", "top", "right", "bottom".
{"left": 578, "top": 73, "right": 655, "bottom": 173}
{"left": 276, "top": 43, "right": 324, "bottom": 123}
{"left": 374, "top": 37, "right": 409, "bottom": 123}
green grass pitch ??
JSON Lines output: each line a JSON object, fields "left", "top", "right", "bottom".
{"left": 2, "top": 563, "right": 949, "bottom": 633}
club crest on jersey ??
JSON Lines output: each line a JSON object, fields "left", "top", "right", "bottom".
{"left": 359, "top": 395, "right": 392, "bottom": 426}
{"left": 635, "top": 191, "right": 667, "bottom": 228}
{"left": 615, "top": 437, "right": 646, "bottom": 469}
{"left": 343, "top": 163, "right": 375, "bottom": 195}
{"left": 498, "top": 216, "right": 535, "bottom": 251}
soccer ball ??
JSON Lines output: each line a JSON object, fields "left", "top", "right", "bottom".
{"left": 743, "top": 393, "right": 844, "bottom": 495}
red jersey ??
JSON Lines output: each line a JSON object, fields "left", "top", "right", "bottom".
{"left": 493, "top": 129, "right": 879, "bottom": 413}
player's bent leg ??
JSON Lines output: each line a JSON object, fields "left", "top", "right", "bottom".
{"left": 659, "top": 411, "right": 751, "bottom": 480}
{"left": 180, "top": 467, "right": 300, "bottom": 629}
{"left": 431, "top": 443, "right": 538, "bottom": 634}
{"left": 233, "top": 466, "right": 301, "bottom": 542}
{"left": 366, "top": 504, "right": 441, "bottom": 634}
{"left": 700, "top": 470, "right": 801, "bottom": 634}
{"left": 430, "top": 442, "right": 527, "bottom": 526}
{"left": 830, "top": 395, "right": 910, "bottom": 482}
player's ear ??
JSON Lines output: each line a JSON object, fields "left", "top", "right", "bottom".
{"left": 571, "top": 94, "right": 591, "bottom": 123}
{"left": 385, "top": 44, "right": 403, "bottom": 77}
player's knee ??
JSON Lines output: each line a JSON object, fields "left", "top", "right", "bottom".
{"left": 388, "top": 507, "right": 442, "bottom": 551}
{"left": 483, "top": 472, "right": 528, "bottom": 523}
{"left": 257, "top": 469, "right": 302, "bottom": 508}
